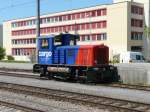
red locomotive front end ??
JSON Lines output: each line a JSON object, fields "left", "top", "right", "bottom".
{"left": 76, "top": 45, "right": 109, "bottom": 66}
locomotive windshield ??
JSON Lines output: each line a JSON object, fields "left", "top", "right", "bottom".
{"left": 69, "top": 35, "right": 79, "bottom": 46}
{"left": 54, "top": 34, "right": 79, "bottom": 46}
{"left": 54, "top": 34, "right": 62, "bottom": 46}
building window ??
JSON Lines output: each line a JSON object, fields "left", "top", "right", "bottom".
{"left": 12, "top": 48, "right": 36, "bottom": 56}
{"left": 81, "top": 35, "right": 85, "bottom": 41}
{"left": 68, "top": 14, "right": 71, "bottom": 20}
{"left": 11, "top": 8, "right": 107, "bottom": 28}
{"left": 41, "top": 18, "right": 47, "bottom": 24}
{"left": 102, "top": 33, "right": 107, "bottom": 40}
{"left": 33, "top": 38, "right": 36, "bottom": 43}
{"left": 12, "top": 21, "right": 107, "bottom": 36}
{"left": 131, "top": 32, "right": 143, "bottom": 40}
{"left": 72, "top": 14, "right": 75, "bottom": 20}
{"left": 92, "top": 34, "right": 96, "bottom": 40}
{"left": 79, "top": 33, "right": 107, "bottom": 41}
{"left": 91, "top": 10, "right": 96, "bottom": 17}
{"left": 76, "top": 13, "right": 80, "bottom": 19}
{"left": 97, "top": 9, "right": 107, "bottom": 16}
{"left": 97, "top": 10, "right": 101, "bottom": 16}
{"left": 102, "top": 21, "right": 107, "bottom": 28}
{"left": 86, "top": 35, "right": 91, "bottom": 41}
{"left": 81, "top": 24, "right": 85, "bottom": 30}
{"left": 55, "top": 17, "right": 59, "bottom": 22}
{"left": 12, "top": 38, "right": 36, "bottom": 45}
{"left": 47, "top": 17, "right": 51, "bottom": 23}
{"left": 131, "top": 19, "right": 143, "bottom": 27}
{"left": 81, "top": 12, "right": 85, "bottom": 18}
{"left": 101, "top": 9, "right": 107, "bottom": 15}
{"left": 51, "top": 18, "right": 54, "bottom": 22}
{"left": 92, "top": 22, "right": 96, "bottom": 29}
{"left": 85, "top": 23, "right": 90, "bottom": 29}
{"left": 62, "top": 15, "right": 66, "bottom": 21}
{"left": 97, "top": 33, "right": 107, "bottom": 40}
{"left": 131, "top": 5, "right": 143, "bottom": 15}
{"left": 131, "top": 46, "right": 142, "bottom": 52}
{"left": 86, "top": 11, "right": 91, "bottom": 18}
{"left": 12, "top": 23, "right": 16, "bottom": 28}
{"left": 97, "top": 34, "right": 101, "bottom": 40}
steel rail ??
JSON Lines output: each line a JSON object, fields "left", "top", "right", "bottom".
{"left": 0, "top": 82, "right": 149, "bottom": 112}
{"left": 0, "top": 71, "right": 40, "bottom": 79}
{"left": 0, "top": 70, "right": 150, "bottom": 92}
{"left": 0, "top": 100, "right": 45, "bottom": 112}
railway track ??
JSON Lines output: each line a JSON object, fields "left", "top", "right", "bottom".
{"left": 104, "top": 83, "right": 150, "bottom": 91}
{"left": 0, "top": 82, "right": 150, "bottom": 112}
{"left": 0, "top": 70, "right": 40, "bottom": 79}
{"left": 0, "top": 70, "right": 150, "bottom": 92}
{"left": 0, "top": 105, "right": 24, "bottom": 112}
{"left": 0, "top": 100, "right": 44, "bottom": 112}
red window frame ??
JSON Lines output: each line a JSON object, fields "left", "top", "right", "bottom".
{"left": 81, "top": 12, "right": 85, "bottom": 18}
{"left": 97, "top": 9, "right": 101, "bottom": 16}
{"left": 85, "top": 11, "right": 91, "bottom": 18}
{"left": 68, "top": 14, "right": 71, "bottom": 20}
{"left": 63, "top": 26, "right": 66, "bottom": 32}
{"left": 51, "top": 27, "right": 54, "bottom": 33}
{"left": 102, "top": 9, "right": 107, "bottom": 15}
{"left": 91, "top": 10, "right": 96, "bottom": 17}
{"left": 92, "top": 22, "right": 96, "bottom": 29}
{"left": 86, "top": 23, "right": 90, "bottom": 29}
{"left": 62, "top": 15, "right": 66, "bottom": 21}
{"left": 102, "top": 21, "right": 107, "bottom": 28}
{"left": 76, "top": 13, "right": 80, "bottom": 19}
{"left": 92, "top": 34, "right": 96, "bottom": 40}
{"left": 81, "top": 24, "right": 85, "bottom": 30}
{"left": 72, "top": 14, "right": 75, "bottom": 20}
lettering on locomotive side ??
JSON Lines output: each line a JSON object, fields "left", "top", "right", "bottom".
{"left": 39, "top": 51, "right": 52, "bottom": 57}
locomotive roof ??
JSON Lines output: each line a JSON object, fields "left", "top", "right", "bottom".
{"left": 38, "top": 33, "right": 79, "bottom": 40}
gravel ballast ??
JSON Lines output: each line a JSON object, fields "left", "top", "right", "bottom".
{"left": 0, "top": 75, "right": 150, "bottom": 105}
{"left": 0, "top": 89, "right": 109, "bottom": 112}
{"left": 0, "top": 105, "right": 23, "bottom": 112}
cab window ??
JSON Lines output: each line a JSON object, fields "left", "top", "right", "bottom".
{"left": 40, "top": 38, "right": 49, "bottom": 49}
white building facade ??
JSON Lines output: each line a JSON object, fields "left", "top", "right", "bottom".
{"left": 114, "top": 0, "right": 150, "bottom": 60}
{"left": 3, "top": 1, "right": 145, "bottom": 61}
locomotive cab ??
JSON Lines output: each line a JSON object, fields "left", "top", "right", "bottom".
{"left": 37, "top": 34, "right": 79, "bottom": 65}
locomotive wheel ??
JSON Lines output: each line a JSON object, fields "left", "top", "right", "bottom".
{"left": 47, "top": 72, "right": 53, "bottom": 80}
{"left": 40, "top": 68, "right": 44, "bottom": 77}
{"left": 40, "top": 67, "right": 47, "bottom": 77}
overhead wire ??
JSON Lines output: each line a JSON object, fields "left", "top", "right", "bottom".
{"left": 0, "top": 0, "right": 38, "bottom": 23}
{"left": 0, "top": 0, "right": 36, "bottom": 12}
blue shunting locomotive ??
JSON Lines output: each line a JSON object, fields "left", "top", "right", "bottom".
{"left": 33, "top": 33, "right": 119, "bottom": 83}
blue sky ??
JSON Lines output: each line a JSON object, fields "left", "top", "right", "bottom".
{"left": 0, "top": 0, "right": 112, "bottom": 24}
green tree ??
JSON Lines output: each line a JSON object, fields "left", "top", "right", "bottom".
{"left": 145, "top": 26, "right": 150, "bottom": 38}
{"left": 0, "top": 47, "right": 5, "bottom": 60}
{"left": 144, "top": 26, "right": 150, "bottom": 61}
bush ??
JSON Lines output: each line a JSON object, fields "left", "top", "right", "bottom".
{"left": 109, "top": 54, "right": 120, "bottom": 64}
{"left": 29, "top": 52, "right": 36, "bottom": 63}
{"left": 7, "top": 55, "right": 14, "bottom": 60}
{"left": 0, "top": 47, "right": 5, "bottom": 60}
